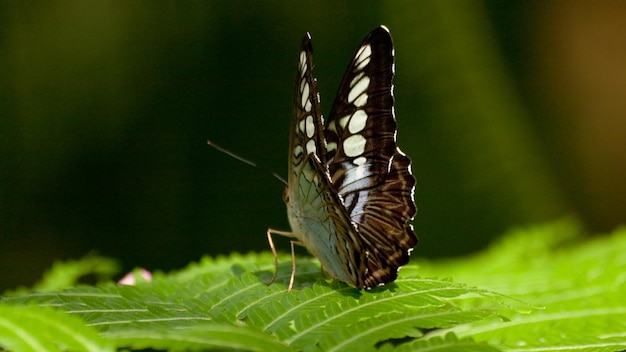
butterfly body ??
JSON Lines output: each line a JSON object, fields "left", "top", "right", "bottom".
{"left": 276, "top": 26, "right": 417, "bottom": 289}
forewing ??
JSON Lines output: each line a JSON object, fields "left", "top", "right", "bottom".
{"left": 325, "top": 26, "right": 396, "bottom": 190}
{"left": 325, "top": 26, "right": 418, "bottom": 288}
{"left": 289, "top": 33, "right": 326, "bottom": 187}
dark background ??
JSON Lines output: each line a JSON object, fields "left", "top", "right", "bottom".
{"left": 2, "top": 1, "right": 625, "bottom": 291}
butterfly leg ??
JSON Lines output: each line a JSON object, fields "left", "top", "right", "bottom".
{"left": 288, "top": 240, "right": 304, "bottom": 292}
{"left": 266, "top": 228, "right": 295, "bottom": 288}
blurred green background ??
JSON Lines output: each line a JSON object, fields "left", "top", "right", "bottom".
{"left": 2, "top": 1, "right": 625, "bottom": 291}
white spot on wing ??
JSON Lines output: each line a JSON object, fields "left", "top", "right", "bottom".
{"left": 338, "top": 162, "right": 372, "bottom": 194}
{"left": 306, "top": 139, "right": 316, "bottom": 154}
{"left": 350, "top": 71, "right": 365, "bottom": 88}
{"left": 353, "top": 156, "right": 366, "bottom": 166}
{"left": 354, "top": 45, "right": 372, "bottom": 71}
{"left": 301, "top": 82, "right": 310, "bottom": 109}
{"left": 338, "top": 114, "right": 350, "bottom": 129}
{"left": 348, "top": 76, "right": 369, "bottom": 104}
{"left": 355, "top": 44, "right": 372, "bottom": 70}
{"left": 357, "top": 57, "right": 371, "bottom": 71}
{"left": 343, "top": 134, "right": 366, "bottom": 157}
{"left": 348, "top": 110, "right": 367, "bottom": 134}
{"left": 327, "top": 142, "right": 337, "bottom": 152}
{"left": 299, "top": 51, "right": 307, "bottom": 77}
{"left": 298, "top": 119, "right": 306, "bottom": 133}
{"left": 294, "top": 145, "right": 303, "bottom": 158}
{"left": 305, "top": 115, "right": 315, "bottom": 138}
{"left": 355, "top": 164, "right": 367, "bottom": 178}
{"left": 354, "top": 93, "right": 368, "bottom": 107}
{"left": 327, "top": 120, "right": 337, "bottom": 133}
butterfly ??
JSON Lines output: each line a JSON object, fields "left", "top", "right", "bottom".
{"left": 267, "top": 26, "right": 417, "bottom": 290}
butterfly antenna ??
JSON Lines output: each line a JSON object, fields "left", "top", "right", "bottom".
{"left": 207, "top": 140, "right": 287, "bottom": 185}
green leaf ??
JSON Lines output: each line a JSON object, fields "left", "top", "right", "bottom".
{"left": 379, "top": 332, "right": 501, "bottom": 352}
{"left": 105, "top": 324, "right": 291, "bottom": 352}
{"left": 0, "top": 305, "right": 114, "bottom": 352}
{"left": 2, "top": 253, "right": 501, "bottom": 351}
{"left": 4, "top": 254, "right": 120, "bottom": 296}
{"left": 419, "top": 219, "right": 626, "bottom": 351}
{"left": 2, "top": 219, "right": 626, "bottom": 351}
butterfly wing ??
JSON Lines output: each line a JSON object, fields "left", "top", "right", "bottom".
{"left": 288, "top": 33, "right": 326, "bottom": 183}
{"left": 285, "top": 32, "right": 367, "bottom": 288}
{"left": 325, "top": 26, "right": 418, "bottom": 287}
